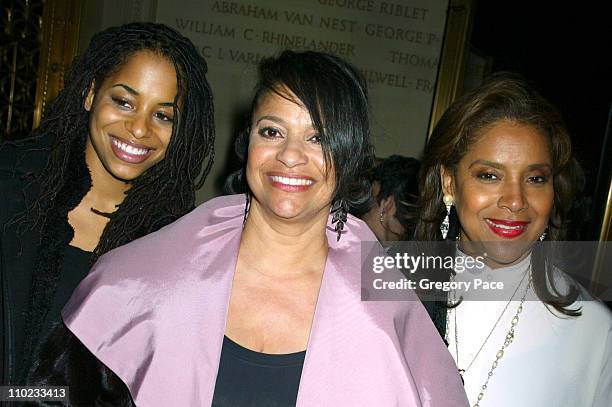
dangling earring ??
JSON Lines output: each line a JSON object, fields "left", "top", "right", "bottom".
{"left": 379, "top": 211, "right": 384, "bottom": 224}
{"left": 539, "top": 230, "right": 547, "bottom": 241}
{"left": 440, "top": 194, "right": 453, "bottom": 239}
{"left": 331, "top": 199, "right": 348, "bottom": 241}
{"left": 243, "top": 192, "right": 251, "bottom": 226}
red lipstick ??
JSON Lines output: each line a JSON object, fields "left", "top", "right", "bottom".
{"left": 485, "top": 219, "right": 530, "bottom": 238}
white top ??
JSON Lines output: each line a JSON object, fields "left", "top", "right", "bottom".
{"left": 447, "top": 253, "right": 612, "bottom": 407}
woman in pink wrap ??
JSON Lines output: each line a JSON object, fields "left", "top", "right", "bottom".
{"left": 61, "top": 50, "right": 468, "bottom": 406}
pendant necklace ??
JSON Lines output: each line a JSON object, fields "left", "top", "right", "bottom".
{"left": 446, "top": 266, "right": 532, "bottom": 406}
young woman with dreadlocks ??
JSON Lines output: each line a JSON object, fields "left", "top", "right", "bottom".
{"left": 0, "top": 22, "right": 214, "bottom": 397}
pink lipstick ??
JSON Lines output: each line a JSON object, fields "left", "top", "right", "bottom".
{"left": 110, "top": 136, "right": 154, "bottom": 164}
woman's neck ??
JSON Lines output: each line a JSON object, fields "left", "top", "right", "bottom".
{"left": 239, "top": 202, "right": 330, "bottom": 277}
{"left": 457, "top": 244, "right": 532, "bottom": 272}
{"left": 84, "top": 138, "right": 130, "bottom": 213}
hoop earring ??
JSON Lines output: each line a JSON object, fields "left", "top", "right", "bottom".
{"left": 440, "top": 195, "right": 453, "bottom": 240}
{"left": 331, "top": 199, "right": 348, "bottom": 241}
{"left": 243, "top": 192, "right": 251, "bottom": 227}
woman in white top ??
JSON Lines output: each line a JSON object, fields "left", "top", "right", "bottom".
{"left": 415, "top": 73, "right": 611, "bottom": 407}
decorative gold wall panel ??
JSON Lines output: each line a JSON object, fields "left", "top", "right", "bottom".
{"left": 428, "top": 0, "right": 474, "bottom": 136}
{"left": 33, "top": 0, "right": 81, "bottom": 129}
{"left": 0, "top": 0, "right": 45, "bottom": 141}
{"left": 0, "top": 0, "right": 80, "bottom": 141}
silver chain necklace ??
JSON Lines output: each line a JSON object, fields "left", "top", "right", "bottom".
{"left": 446, "top": 267, "right": 532, "bottom": 407}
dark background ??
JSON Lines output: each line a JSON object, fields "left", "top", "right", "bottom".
{"left": 469, "top": 0, "right": 611, "bottom": 241}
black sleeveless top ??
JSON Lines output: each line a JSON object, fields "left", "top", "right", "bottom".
{"left": 211, "top": 336, "right": 306, "bottom": 407}
{"left": 41, "top": 246, "right": 92, "bottom": 338}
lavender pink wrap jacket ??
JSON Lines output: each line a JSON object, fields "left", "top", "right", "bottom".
{"left": 63, "top": 194, "right": 468, "bottom": 406}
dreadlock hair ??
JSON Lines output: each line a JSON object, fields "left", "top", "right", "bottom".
{"left": 15, "top": 22, "right": 215, "bottom": 379}
{"left": 225, "top": 50, "right": 374, "bottom": 209}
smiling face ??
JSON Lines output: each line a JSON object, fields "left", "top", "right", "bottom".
{"left": 246, "top": 88, "right": 336, "bottom": 223}
{"left": 84, "top": 50, "right": 178, "bottom": 182}
{"left": 441, "top": 120, "right": 554, "bottom": 267}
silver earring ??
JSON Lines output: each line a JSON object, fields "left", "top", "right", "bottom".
{"left": 440, "top": 195, "right": 453, "bottom": 239}
{"left": 331, "top": 200, "right": 348, "bottom": 241}
{"left": 243, "top": 192, "right": 251, "bottom": 226}
{"left": 379, "top": 211, "right": 384, "bottom": 224}
{"left": 539, "top": 231, "right": 546, "bottom": 241}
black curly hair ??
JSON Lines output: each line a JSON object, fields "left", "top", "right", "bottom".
{"left": 14, "top": 22, "right": 215, "bottom": 379}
